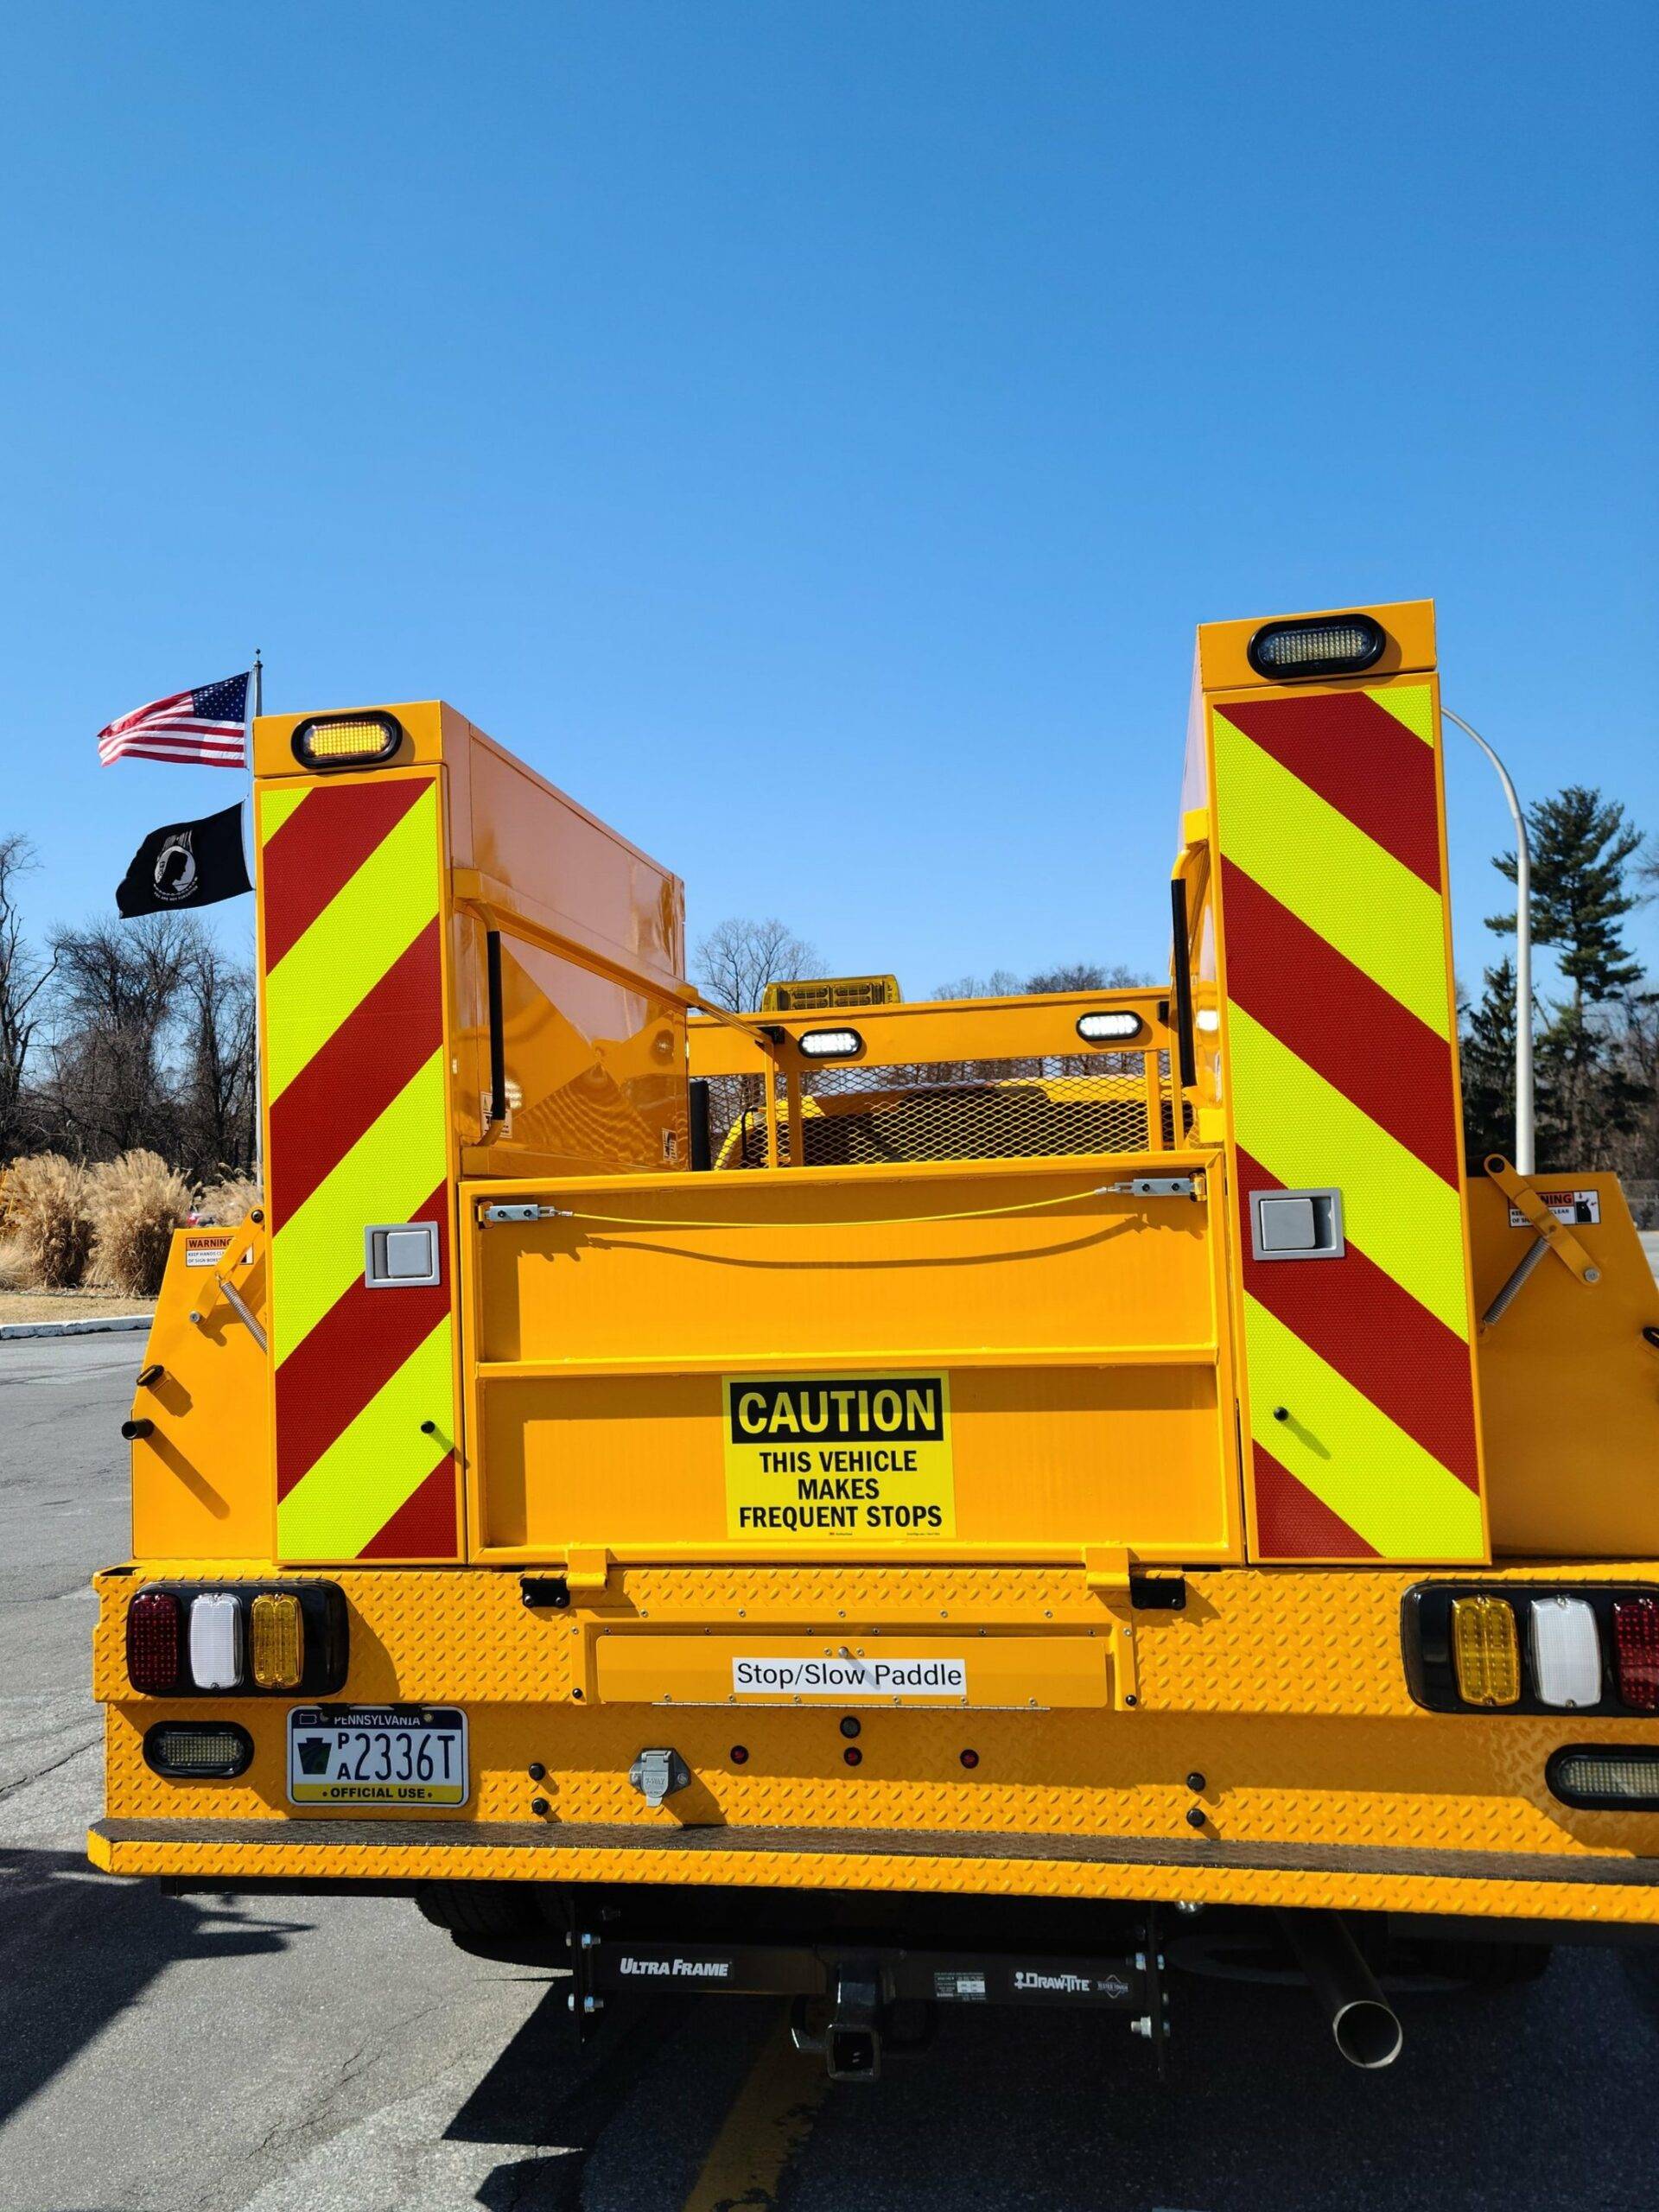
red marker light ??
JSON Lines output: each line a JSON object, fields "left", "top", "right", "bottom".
{"left": 1612, "top": 1598, "right": 1659, "bottom": 1712}
{"left": 127, "top": 1590, "right": 183, "bottom": 1694}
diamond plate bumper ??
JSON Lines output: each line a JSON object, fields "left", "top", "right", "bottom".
{"left": 92, "top": 1561, "right": 1659, "bottom": 1926}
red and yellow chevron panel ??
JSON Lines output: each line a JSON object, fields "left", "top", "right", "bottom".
{"left": 257, "top": 771, "right": 462, "bottom": 1563}
{"left": 1209, "top": 681, "right": 1487, "bottom": 1565}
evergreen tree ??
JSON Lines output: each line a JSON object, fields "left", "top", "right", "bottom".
{"left": 1460, "top": 958, "right": 1517, "bottom": 1167}
{"left": 1484, "top": 786, "right": 1647, "bottom": 1167}
{"left": 1489, "top": 786, "right": 1643, "bottom": 1007}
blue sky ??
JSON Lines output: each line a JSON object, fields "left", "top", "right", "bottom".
{"left": 2, "top": 3, "right": 1654, "bottom": 1001}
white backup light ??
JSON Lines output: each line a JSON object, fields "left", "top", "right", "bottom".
{"left": 188, "top": 1592, "right": 245, "bottom": 1691}
{"left": 1529, "top": 1594, "right": 1601, "bottom": 1709}
{"left": 1076, "top": 1012, "right": 1143, "bottom": 1043}
{"left": 798, "top": 1029, "right": 862, "bottom": 1059}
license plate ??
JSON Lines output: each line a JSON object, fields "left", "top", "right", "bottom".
{"left": 287, "top": 1706, "right": 468, "bottom": 1808}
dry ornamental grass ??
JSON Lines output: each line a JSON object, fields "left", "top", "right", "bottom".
{"left": 3, "top": 1154, "right": 96, "bottom": 1289}
{"left": 88, "top": 1150, "right": 193, "bottom": 1299}
{"left": 194, "top": 1172, "right": 262, "bottom": 1226}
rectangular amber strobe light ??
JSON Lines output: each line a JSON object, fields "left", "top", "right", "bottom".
{"left": 1450, "top": 1595, "right": 1521, "bottom": 1707}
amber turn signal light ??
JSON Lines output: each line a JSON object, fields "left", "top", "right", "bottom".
{"left": 250, "top": 1592, "right": 306, "bottom": 1689}
{"left": 1450, "top": 1595, "right": 1521, "bottom": 1707}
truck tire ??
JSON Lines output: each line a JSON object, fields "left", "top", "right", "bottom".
{"left": 415, "top": 1880, "right": 543, "bottom": 1938}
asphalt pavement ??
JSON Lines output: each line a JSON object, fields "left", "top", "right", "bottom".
{"left": 1, "top": 1333, "right": 1656, "bottom": 2212}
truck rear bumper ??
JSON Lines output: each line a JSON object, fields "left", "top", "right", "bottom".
{"left": 86, "top": 1814, "right": 1659, "bottom": 1927}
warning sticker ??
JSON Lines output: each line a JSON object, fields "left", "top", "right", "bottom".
{"left": 184, "top": 1232, "right": 233, "bottom": 1268}
{"left": 1508, "top": 1187, "right": 1600, "bottom": 1230}
{"left": 722, "top": 1373, "right": 955, "bottom": 1540}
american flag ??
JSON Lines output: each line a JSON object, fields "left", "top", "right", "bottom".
{"left": 97, "top": 671, "right": 251, "bottom": 769}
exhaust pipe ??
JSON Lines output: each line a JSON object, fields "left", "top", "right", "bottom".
{"left": 1278, "top": 1910, "right": 1403, "bottom": 2069}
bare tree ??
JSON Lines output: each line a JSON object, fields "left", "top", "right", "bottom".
{"left": 693, "top": 917, "right": 823, "bottom": 1012}
{"left": 39, "top": 914, "right": 194, "bottom": 1158}
{"left": 933, "top": 970, "right": 1024, "bottom": 1001}
{"left": 175, "top": 927, "right": 258, "bottom": 1179}
{"left": 1025, "top": 962, "right": 1151, "bottom": 993}
{"left": 0, "top": 835, "right": 53, "bottom": 1156}
{"left": 935, "top": 963, "right": 1151, "bottom": 1000}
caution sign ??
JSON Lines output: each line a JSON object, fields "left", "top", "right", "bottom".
{"left": 1508, "top": 1186, "right": 1600, "bottom": 1230}
{"left": 183, "top": 1230, "right": 234, "bottom": 1268}
{"left": 723, "top": 1373, "right": 955, "bottom": 1540}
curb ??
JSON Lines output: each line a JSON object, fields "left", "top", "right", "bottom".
{"left": 0, "top": 1314, "right": 154, "bottom": 1342}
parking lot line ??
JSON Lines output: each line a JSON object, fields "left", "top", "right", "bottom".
{"left": 680, "top": 2007, "right": 830, "bottom": 2211}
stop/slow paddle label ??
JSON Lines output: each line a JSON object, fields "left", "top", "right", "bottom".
{"left": 722, "top": 1373, "right": 955, "bottom": 1540}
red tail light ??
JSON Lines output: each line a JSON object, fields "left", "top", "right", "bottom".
{"left": 127, "top": 1589, "right": 184, "bottom": 1694}
{"left": 1612, "top": 1598, "right": 1659, "bottom": 1712}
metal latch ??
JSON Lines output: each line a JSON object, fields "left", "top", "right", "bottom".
{"left": 1249, "top": 1187, "right": 1344, "bottom": 1262}
{"left": 628, "top": 1748, "right": 691, "bottom": 1809}
{"left": 1107, "top": 1177, "right": 1198, "bottom": 1199}
{"left": 480, "top": 1203, "right": 562, "bottom": 1224}
{"left": 364, "top": 1222, "right": 441, "bottom": 1286}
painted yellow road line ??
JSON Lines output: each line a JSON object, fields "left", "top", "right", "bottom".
{"left": 681, "top": 2008, "right": 830, "bottom": 2212}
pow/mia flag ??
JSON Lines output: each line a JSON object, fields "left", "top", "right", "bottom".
{"left": 116, "top": 803, "right": 251, "bottom": 918}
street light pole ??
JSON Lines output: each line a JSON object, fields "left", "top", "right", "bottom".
{"left": 1443, "top": 706, "right": 1534, "bottom": 1176}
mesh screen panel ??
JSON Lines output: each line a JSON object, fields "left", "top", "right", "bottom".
{"left": 710, "top": 1053, "right": 1174, "bottom": 1168}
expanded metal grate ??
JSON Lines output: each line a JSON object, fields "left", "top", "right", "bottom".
{"left": 709, "top": 1053, "right": 1174, "bottom": 1169}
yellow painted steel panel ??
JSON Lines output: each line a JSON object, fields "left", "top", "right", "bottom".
{"left": 475, "top": 1365, "right": 1227, "bottom": 1560}
{"left": 688, "top": 989, "right": 1173, "bottom": 1082}
{"left": 592, "top": 1633, "right": 1111, "bottom": 1707}
{"left": 129, "top": 1231, "right": 272, "bottom": 1559}
{"left": 1471, "top": 1174, "right": 1659, "bottom": 1558}
{"left": 84, "top": 1825, "right": 1659, "bottom": 1929}
{"left": 1194, "top": 601, "right": 1436, "bottom": 695}
{"left": 92, "top": 1559, "right": 1659, "bottom": 1910}
{"left": 463, "top": 1160, "right": 1239, "bottom": 1565}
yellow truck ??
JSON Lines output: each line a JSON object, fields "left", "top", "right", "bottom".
{"left": 92, "top": 601, "right": 1659, "bottom": 2074}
